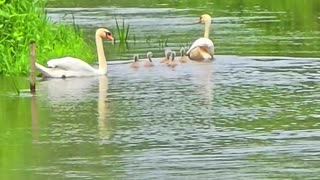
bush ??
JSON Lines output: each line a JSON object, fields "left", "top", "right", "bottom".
{"left": 0, "top": 0, "right": 94, "bottom": 75}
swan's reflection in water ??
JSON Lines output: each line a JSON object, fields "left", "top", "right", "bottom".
{"left": 192, "top": 63, "right": 214, "bottom": 107}
{"left": 117, "top": 58, "right": 215, "bottom": 104}
{"left": 176, "top": 61, "right": 215, "bottom": 107}
{"left": 39, "top": 75, "right": 112, "bottom": 141}
{"left": 37, "top": 60, "right": 217, "bottom": 143}
{"left": 97, "top": 76, "right": 111, "bottom": 142}
{"left": 40, "top": 77, "right": 100, "bottom": 102}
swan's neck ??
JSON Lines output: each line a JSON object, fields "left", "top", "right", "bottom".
{"left": 96, "top": 35, "right": 107, "bottom": 73}
{"left": 204, "top": 19, "right": 211, "bottom": 38}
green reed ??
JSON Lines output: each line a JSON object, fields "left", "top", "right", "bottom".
{"left": 0, "top": 0, "right": 94, "bottom": 75}
{"left": 158, "top": 36, "right": 169, "bottom": 49}
{"left": 10, "top": 78, "right": 21, "bottom": 96}
{"left": 115, "top": 18, "right": 130, "bottom": 44}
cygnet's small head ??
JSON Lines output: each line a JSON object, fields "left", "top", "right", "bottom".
{"left": 146, "top": 52, "right": 153, "bottom": 62}
{"left": 171, "top": 51, "right": 176, "bottom": 61}
{"left": 197, "top": 14, "right": 212, "bottom": 24}
{"left": 164, "top": 48, "right": 172, "bottom": 57}
{"left": 133, "top": 54, "right": 139, "bottom": 62}
{"left": 96, "top": 28, "right": 114, "bottom": 44}
{"left": 180, "top": 47, "right": 186, "bottom": 56}
{"left": 165, "top": 51, "right": 172, "bottom": 59}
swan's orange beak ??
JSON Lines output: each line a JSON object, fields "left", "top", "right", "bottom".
{"left": 106, "top": 34, "right": 114, "bottom": 45}
{"left": 196, "top": 17, "right": 202, "bottom": 24}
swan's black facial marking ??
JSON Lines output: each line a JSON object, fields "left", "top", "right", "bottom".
{"left": 105, "top": 31, "right": 114, "bottom": 42}
{"left": 105, "top": 32, "right": 112, "bottom": 37}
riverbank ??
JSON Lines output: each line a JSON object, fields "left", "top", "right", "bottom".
{"left": 0, "top": 0, "right": 94, "bottom": 75}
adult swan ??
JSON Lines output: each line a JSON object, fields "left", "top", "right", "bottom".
{"left": 186, "top": 14, "right": 214, "bottom": 61}
{"left": 35, "top": 28, "right": 114, "bottom": 78}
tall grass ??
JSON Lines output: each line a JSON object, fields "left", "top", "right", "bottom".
{"left": 0, "top": 0, "right": 94, "bottom": 75}
{"left": 158, "top": 35, "right": 169, "bottom": 49}
{"left": 115, "top": 18, "right": 130, "bottom": 44}
{"left": 9, "top": 77, "right": 21, "bottom": 96}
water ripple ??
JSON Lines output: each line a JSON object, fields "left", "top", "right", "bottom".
{"left": 27, "top": 55, "right": 320, "bottom": 179}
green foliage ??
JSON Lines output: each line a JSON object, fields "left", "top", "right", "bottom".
{"left": 0, "top": 0, "right": 94, "bottom": 75}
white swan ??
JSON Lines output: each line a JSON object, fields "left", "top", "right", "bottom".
{"left": 35, "top": 28, "right": 114, "bottom": 78}
{"left": 186, "top": 14, "right": 214, "bottom": 61}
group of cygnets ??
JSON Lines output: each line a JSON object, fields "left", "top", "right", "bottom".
{"left": 130, "top": 47, "right": 190, "bottom": 69}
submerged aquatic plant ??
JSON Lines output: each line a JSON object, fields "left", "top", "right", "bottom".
{"left": 10, "top": 78, "right": 21, "bottom": 96}
{"left": 158, "top": 35, "right": 169, "bottom": 49}
{"left": 4, "top": 77, "right": 30, "bottom": 96}
{"left": 145, "top": 35, "right": 152, "bottom": 47}
{"left": 115, "top": 18, "right": 130, "bottom": 44}
{"left": 0, "top": 0, "right": 94, "bottom": 75}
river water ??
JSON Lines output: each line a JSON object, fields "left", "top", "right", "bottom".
{"left": 1, "top": 0, "right": 320, "bottom": 179}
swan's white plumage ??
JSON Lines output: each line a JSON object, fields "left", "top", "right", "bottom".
{"left": 35, "top": 63, "right": 99, "bottom": 78}
{"left": 47, "top": 57, "right": 99, "bottom": 73}
{"left": 186, "top": 37, "right": 214, "bottom": 56}
{"left": 36, "top": 57, "right": 104, "bottom": 78}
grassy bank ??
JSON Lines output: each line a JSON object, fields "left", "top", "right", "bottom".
{"left": 0, "top": 0, "right": 94, "bottom": 75}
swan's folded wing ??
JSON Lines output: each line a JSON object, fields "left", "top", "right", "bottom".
{"left": 186, "top": 37, "right": 214, "bottom": 55}
{"left": 36, "top": 63, "right": 68, "bottom": 78}
{"left": 47, "top": 57, "right": 95, "bottom": 72}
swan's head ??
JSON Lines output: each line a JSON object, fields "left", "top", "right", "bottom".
{"left": 197, "top": 14, "right": 211, "bottom": 24}
{"left": 147, "top": 52, "right": 153, "bottom": 62}
{"left": 171, "top": 51, "right": 176, "bottom": 61}
{"left": 180, "top": 47, "right": 186, "bottom": 56}
{"left": 133, "top": 54, "right": 139, "bottom": 62}
{"left": 96, "top": 28, "right": 114, "bottom": 44}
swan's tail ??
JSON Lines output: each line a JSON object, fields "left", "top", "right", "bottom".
{"left": 35, "top": 62, "right": 73, "bottom": 78}
{"left": 35, "top": 62, "right": 47, "bottom": 72}
{"left": 35, "top": 63, "right": 52, "bottom": 77}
